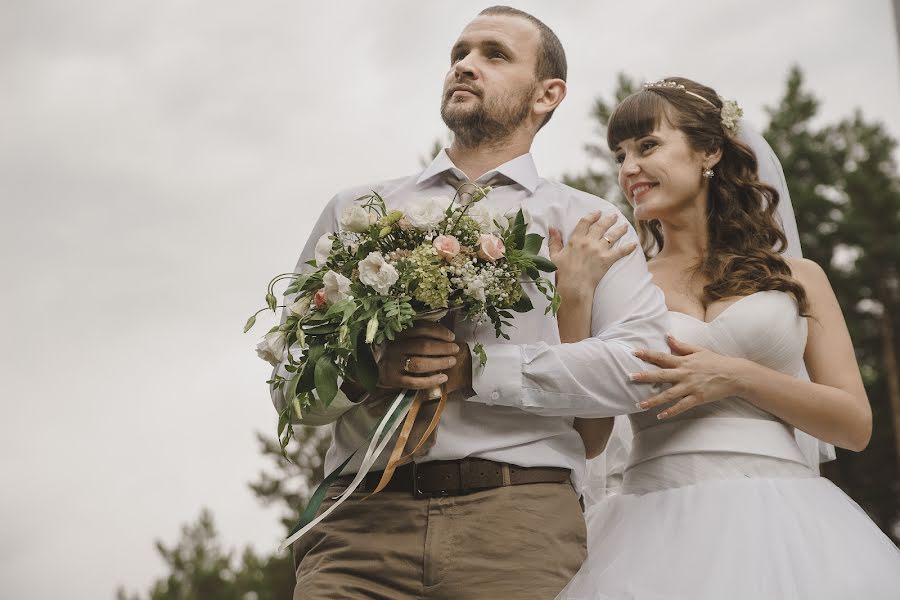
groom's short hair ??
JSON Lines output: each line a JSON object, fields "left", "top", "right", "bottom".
{"left": 478, "top": 6, "right": 567, "bottom": 83}
{"left": 478, "top": 6, "right": 567, "bottom": 127}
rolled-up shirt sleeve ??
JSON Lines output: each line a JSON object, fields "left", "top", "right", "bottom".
{"left": 469, "top": 223, "right": 669, "bottom": 417}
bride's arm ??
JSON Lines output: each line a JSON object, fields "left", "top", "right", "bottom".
{"left": 549, "top": 213, "right": 637, "bottom": 459}
{"left": 742, "top": 258, "right": 870, "bottom": 450}
{"left": 634, "top": 258, "right": 872, "bottom": 452}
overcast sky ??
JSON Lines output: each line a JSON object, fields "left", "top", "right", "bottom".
{"left": 2, "top": 1, "right": 899, "bottom": 598}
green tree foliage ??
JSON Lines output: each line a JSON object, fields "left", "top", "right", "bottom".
{"left": 561, "top": 72, "right": 640, "bottom": 215}
{"left": 116, "top": 508, "right": 294, "bottom": 600}
{"left": 117, "top": 426, "right": 329, "bottom": 600}
{"left": 249, "top": 427, "right": 332, "bottom": 531}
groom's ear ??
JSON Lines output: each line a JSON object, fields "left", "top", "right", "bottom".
{"left": 533, "top": 78, "right": 567, "bottom": 121}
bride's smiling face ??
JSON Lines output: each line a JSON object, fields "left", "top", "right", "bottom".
{"left": 614, "top": 120, "right": 710, "bottom": 222}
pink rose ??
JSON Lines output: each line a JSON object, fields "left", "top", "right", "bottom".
{"left": 433, "top": 234, "right": 461, "bottom": 260}
{"left": 477, "top": 234, "right": 505, "bottom": 262}
{"left": 313, "top": 288, "right": 327, "bottom": 308}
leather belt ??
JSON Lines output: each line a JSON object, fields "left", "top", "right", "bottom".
{"left": 332, "top": 458, "right": 571, "bottom": 499}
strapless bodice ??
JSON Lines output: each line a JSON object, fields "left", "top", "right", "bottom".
{"left": 627, "top": 291, "right": 810, "bottom": 470}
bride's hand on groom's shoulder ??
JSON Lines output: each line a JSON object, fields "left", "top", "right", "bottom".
{"left": 548, "top": 210, "right": 637, "bottom": 297}
{"left": 629, "top": 335, "right": 750, "bottom": 419}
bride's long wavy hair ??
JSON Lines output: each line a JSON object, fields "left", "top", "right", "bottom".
{"left": 607, "top": 76, "right": 809, "bottom": 315}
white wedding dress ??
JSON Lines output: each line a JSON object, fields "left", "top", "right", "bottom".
{"left": 558, "top": 290, "right": 900, "bottom": 599}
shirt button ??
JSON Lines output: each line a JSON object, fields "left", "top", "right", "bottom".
{"left": 490, "top": 391, "right": 500, "bottom": 400}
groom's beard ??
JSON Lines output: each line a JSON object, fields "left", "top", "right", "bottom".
{"left": 441, "top": 82, "right": 535, "bottom": 147}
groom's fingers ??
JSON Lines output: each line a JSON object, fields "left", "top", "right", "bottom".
{"left": 396, "top": 322, "right": 456, "bottom": 342}
{"left": 391, "top": 338, "right": 460, "bottom": 357}
{"left": 403, "top": 355, "right": 458, "bottom": 374}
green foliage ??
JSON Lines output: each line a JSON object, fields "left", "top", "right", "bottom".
{"left": 115, "top": 508, "right": 294, "bottom": 600}
{"left": 420, "top": 135, "right": 450, "bottom": 167}
{"left": 561, "top": 72, "right": 641, "bottom": 215}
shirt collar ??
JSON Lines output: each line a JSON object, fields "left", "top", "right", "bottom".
{"left": 415, "top": 148, "right": 540, "bottom": 194}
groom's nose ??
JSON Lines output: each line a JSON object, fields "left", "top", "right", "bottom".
{"left": 453, "top": 53, "right": 479, "bottom": 81}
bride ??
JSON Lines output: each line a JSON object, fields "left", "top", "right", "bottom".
{"left": 549, "top": 77, "right": 900, "bottom": 599}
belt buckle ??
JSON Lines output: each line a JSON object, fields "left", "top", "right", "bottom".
{"left": 412, "top": 461, "right": 453, "bottom": 499}
{"left": 412, "top": 461, "right": 428, "bottom": 499}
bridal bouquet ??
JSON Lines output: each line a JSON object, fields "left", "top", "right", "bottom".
{"left": 246, "top": 183, "right": 559, "bottom": 547}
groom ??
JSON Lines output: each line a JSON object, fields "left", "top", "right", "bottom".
{"left": 275, "top": 6, "right": 669, "bottom": 599}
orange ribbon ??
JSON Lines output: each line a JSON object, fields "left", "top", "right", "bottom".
{"left": 367, "top": 383, "right": 448, "bottom": 498}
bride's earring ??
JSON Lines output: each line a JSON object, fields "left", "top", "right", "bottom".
{"left": 702, "top": 166, "right": 715, "bottom": 179}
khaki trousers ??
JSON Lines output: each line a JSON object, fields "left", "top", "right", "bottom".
{"left": 292, "top": 481, "right": 587, "bottom": 599}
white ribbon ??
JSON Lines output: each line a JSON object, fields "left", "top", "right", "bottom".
{"left": 278, "top": 389, "right": 411, "bottom": 550}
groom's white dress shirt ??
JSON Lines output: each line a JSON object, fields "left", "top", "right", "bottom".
{"left": 272, "top": 150, "right": 668, "bottom": 492}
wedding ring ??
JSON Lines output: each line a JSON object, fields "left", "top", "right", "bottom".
{"left": 603, "top": 236, "right": 612, "bottom": 244}
{"left": 404, "top": 357, "right": 413, "bottom": 373}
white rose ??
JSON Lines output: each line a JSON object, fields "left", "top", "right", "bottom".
{"left": 341, "top": 205, "right": 376, "bottom": 233}
{"left": 358, "top": 251, "right": 400, "bottom": 295}
{"left": 288, "top": 296, "right": 311, "bottom": 317}
{"left": 506, "top": 204, "right": 532, "bottom": 226}
{"left": 314, "top": 233, "right": 333, "bottom": 266}
{"left": 405, "top": 196, "right": 449, "bottom": 230}
{"left": 465, "top": 277, "right": 486, "bottom": 303}
{"left": 322, "top": 270, "right": 352, "bottom": 303}
{"left": 255, "top": 330, "right": 287, "bottom": 366}
{"left": 467, "top": 204, "right": 508, "bottom": 233}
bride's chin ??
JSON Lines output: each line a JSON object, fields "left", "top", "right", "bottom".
{"left": 633, "top": 206, "right": 655, "bottom": 221}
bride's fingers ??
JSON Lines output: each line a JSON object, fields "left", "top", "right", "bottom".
{"left": 548, "top": 227, "right": 563, "bottom": 260}
{"left": 612, "top": 241, "right": 639, "bottom": 261}
{"left": 657, "top": 395, "right": 701, "bottom": 419}
{"left": 666, "top": 334, "right": 703, "bottom": 356}
{"left": 637, "top": 383, "right": 688, "bottom": 410}
{"left": 630, "top": 368, "right": 684, "bottom": 384}
{"left": 633, "top": 348, "right": 680, "bottom": 368}
{"left": 571, "top": 210, "right": 603, "bottom": 239}
{"left": 597, "top": 221, "right": 629, "bottom": 245}
{"left": 588, "top": 213, "right": 618, "bottom": 238}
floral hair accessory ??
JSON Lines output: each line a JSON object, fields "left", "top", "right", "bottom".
{"left": 643, "top": 80, "right": 743, "bottom": 132}
{"left": 719, "top": 98, "right": 743, "bottom": 132}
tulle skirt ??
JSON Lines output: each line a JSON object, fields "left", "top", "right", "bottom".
{"left": 558, "top": 453, "right": 900, "bottom": 599}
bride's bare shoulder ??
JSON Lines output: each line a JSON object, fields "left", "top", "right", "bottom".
{"left": 785, "top": 256, "right": 842, "bottom": 319}
{"left": 785, "top": 257, "right": 830, "bottom": 290}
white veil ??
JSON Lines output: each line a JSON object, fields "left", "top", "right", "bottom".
{"left": 583, "top": 120, "right": 836, "bottom": 503}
